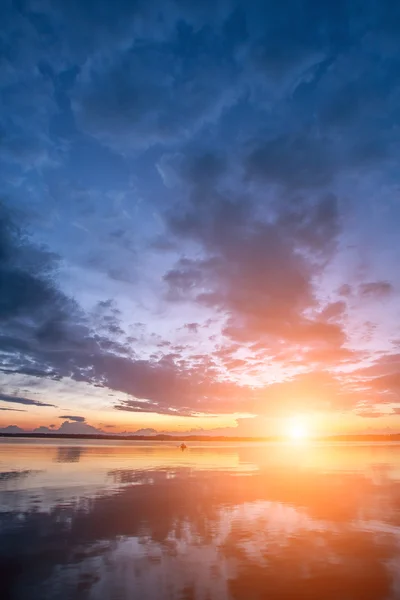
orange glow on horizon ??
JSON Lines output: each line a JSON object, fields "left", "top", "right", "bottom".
{"left": 2, "top": 403, "right": 400, "bottom": 437}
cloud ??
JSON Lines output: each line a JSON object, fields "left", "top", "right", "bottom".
{"left": 164, "top": 157, "right": 344, "bottom": 356}
{"left": 0, "top": 200, "right": 261, "bottom": 417}
{"left": 0, "top": 204, "right": 65, "bottom": 322}
{"left": 338, "top": 284, "right": 352, "bottom": 297}
{"left": 246, "top": 132, "right": 337, "bottom": 190}
{"left": 355, "top": 409, "right": 388, "bottom": 419}
{"left": 28, "top": 421, "right": 105, "bottom": 436}
{"left": 72, "top": 1, "right": 382, "bottom": 156}
{"left": 340, "top": 354, "right": 400, "bottom": 409}
{"left": 359, "top": 282, "right": 394, "bottom": 298}
{"left": 110, "top": 355, "right": 250, "bottom": 416}
{"left": 57, "top": 420, "right": 103, "bottom": 435}
{"left": 0, "top": 393, "right": 55, "bottom": 407}
{"left": 58, "top": 415, "right": 86, "bottom": 422}
{"left": 184, "top": 323, "right": 200, "bottom": 333}
{"left": 0, "top": 191, "right": 363, "bottom": 420}
{"left": 130, "top": 428, "right": 158, "bottom": 436}
{"left": 72, "top": 27, "right": 239, "bottom": 151}
{"left": 0, "top": 425, "right": 24, "bottom": 434}
{"left": 0, "top": 201, "right": 246, "bottom": 415}
{"left": 0, "top": 204, "right": 245, "bottom": 415}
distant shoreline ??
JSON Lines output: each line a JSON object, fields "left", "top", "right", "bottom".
{"left": 1, "top": 432, "right": 400, "bottom": 442}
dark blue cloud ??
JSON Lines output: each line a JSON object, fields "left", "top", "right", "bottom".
{"left": 58, "top": 414, "right": 85, "bottom": 422}
{"left": 0, "top": 393, "right": 55, "bottom": 407}
{"left": 72, "top": 25, "right": 240, "bottom": 151}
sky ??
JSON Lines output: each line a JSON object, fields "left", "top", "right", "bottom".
{"left": 1, "top": 0, "right": 400, "bottom": 437}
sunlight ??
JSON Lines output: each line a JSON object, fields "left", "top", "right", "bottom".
{"left": 286, "top": 418, "right": 309, "bottom": 442}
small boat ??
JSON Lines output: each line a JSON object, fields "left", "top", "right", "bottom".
{"left": 179, "top": 443, "right": 187, "bottom": 451}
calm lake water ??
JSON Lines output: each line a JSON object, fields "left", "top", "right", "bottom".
{"left": 1, "top": 439, "right": 400, "bottom": 600}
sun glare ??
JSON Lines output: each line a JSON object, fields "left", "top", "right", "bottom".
{"left": 287, "top": 418, "right": 309, "bottom": 442}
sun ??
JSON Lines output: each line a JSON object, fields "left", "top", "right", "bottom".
{"left": 286, "top": 418, "right": 309, "bottom": 441}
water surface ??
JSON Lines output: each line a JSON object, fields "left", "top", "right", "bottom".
{"left": 1, "top": 439, "right": 400, "bottom": 599}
